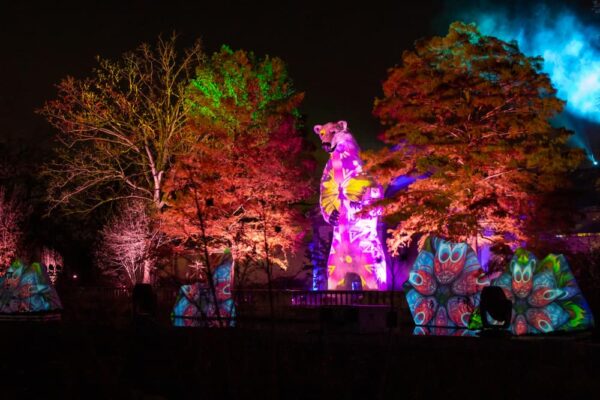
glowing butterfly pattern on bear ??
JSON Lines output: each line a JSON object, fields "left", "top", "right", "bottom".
{"left": 403, "top": 237, "right": 490, "bottom": 327}
{"left": 490, "top": 249, "right": 594, "bottom": 335}
{"left": 314, "top": 121, "right": 386, "bottom": 290}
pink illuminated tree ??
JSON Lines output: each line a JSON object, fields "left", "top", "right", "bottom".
{"left": 0, "top": 187, "right": 27, "bottom": 274}
{"left": 95, "top": 200, "right": 165, "bottom": 286}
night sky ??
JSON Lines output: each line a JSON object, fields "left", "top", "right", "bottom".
{"left": 0, "top": 0, "right": 597, "bottom": 152}
{"left": 0, "top": 0, "right": 448, "bottom": 153}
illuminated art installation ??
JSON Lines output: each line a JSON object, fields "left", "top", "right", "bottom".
{"left": 172, "top": 251, "right": 236, "bottom": 327}
{"left": 482, "top": 249, "right": 594, "bottom": 335}
{"left": 0, "top": 260, "right": 62, "bottom": 317}
{"left": 403, "top": 237, "right": 490, "bottom": 327}
{"left": 314, "top": 121, "right": 386, "bottom": 290}
{"left": 41, "top": 246, "right": 63, "bottom": 285}
{"left": 413, "top": 326, "right": 478, "bottom": 337}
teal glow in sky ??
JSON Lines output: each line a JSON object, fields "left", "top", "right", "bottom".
{"left": 448, "top": 2, "right": 600, "bottom": 162}
{"left": 474, "top": 8, "right": 600, "bottom": 124}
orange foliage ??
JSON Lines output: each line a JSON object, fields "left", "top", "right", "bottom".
{"left": 365, "top": 22, "right": 582, "bottom": 254}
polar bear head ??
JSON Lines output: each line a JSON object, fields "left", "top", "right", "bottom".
{"left": 313, "top": 120, "right": 352, "bottom": 153}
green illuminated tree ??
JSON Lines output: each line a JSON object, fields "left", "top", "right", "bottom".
{"left": 365, "top": 22, "right": 583, "bottom": 254}
{"left": 161, "top": 46, "right": 314, "bottom": 295}
{"left": 39, "top": 35, "right": 203, "bottom": 214}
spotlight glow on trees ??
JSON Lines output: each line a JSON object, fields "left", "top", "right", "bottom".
{"left": 366, "top": 22, "right": 583, "bottom": 254}
{"left": 161, "top": 46, "right": 314, "bottom": 279}
{"left": 39, "top": 35, "right": 203, "bottom": 214}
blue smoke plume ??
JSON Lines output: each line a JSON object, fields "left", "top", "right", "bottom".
{"left": 444, "top": 2, "right": 600, "bottom": 162}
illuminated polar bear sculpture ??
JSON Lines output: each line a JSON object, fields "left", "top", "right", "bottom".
{"left": 314, "top": 121, "right": 386, "bottom": 290}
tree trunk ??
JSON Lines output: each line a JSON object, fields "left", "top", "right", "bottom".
{"left": 142, "top": 259, "right": 153, "bottom": 284}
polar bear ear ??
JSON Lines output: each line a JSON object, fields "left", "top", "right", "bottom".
{"left": 313, "top": 125, "right": 323, "bottom": 135}
{"left": 336, "top": 121, "right": 348, "bottom": 131}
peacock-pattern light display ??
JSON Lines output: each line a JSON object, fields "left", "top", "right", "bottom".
{"left": 489, "top": 249, "right": 594, "bottom": 335}
{"left": 0, "top": 260, "right": 62, "bottom": 314}
{"left": 172, "top": 251, "right": 236, "bottom": 327}
{"left": 314, "top": 121, "right": 386, "bottom": 290}
{"left": 403, "top": 237, "right": 491, "bottom": 328}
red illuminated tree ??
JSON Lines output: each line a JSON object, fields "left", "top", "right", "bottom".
{"left": 160, "top": 46, "right": 314, "bottom": 284}
{"left": 365, "top": 22, "right": 583, "bottom": 254}
{"left": 39, "top": 35, "right": 203, "bottom": 214}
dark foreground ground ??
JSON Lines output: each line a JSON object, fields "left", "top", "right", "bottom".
{"left": 1, "top": 318, "right": 599, "bottom": 400}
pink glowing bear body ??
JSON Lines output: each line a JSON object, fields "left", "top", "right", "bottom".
{"left": 314, "top": 121, "right": 387, "bottom": 290}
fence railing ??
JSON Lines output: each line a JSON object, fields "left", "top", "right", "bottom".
{"left": 234, "top": 289, "right": 407, "bottom": 308}
{"left": 58, "top": 287, "right": 408, "bottom": 324}
{"left": 61, "top": 287, "right": 407, "bottom": 307}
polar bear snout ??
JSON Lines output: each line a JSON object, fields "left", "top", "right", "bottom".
{"left": 322, "top": 142, "right": 337, "bottom": 153}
